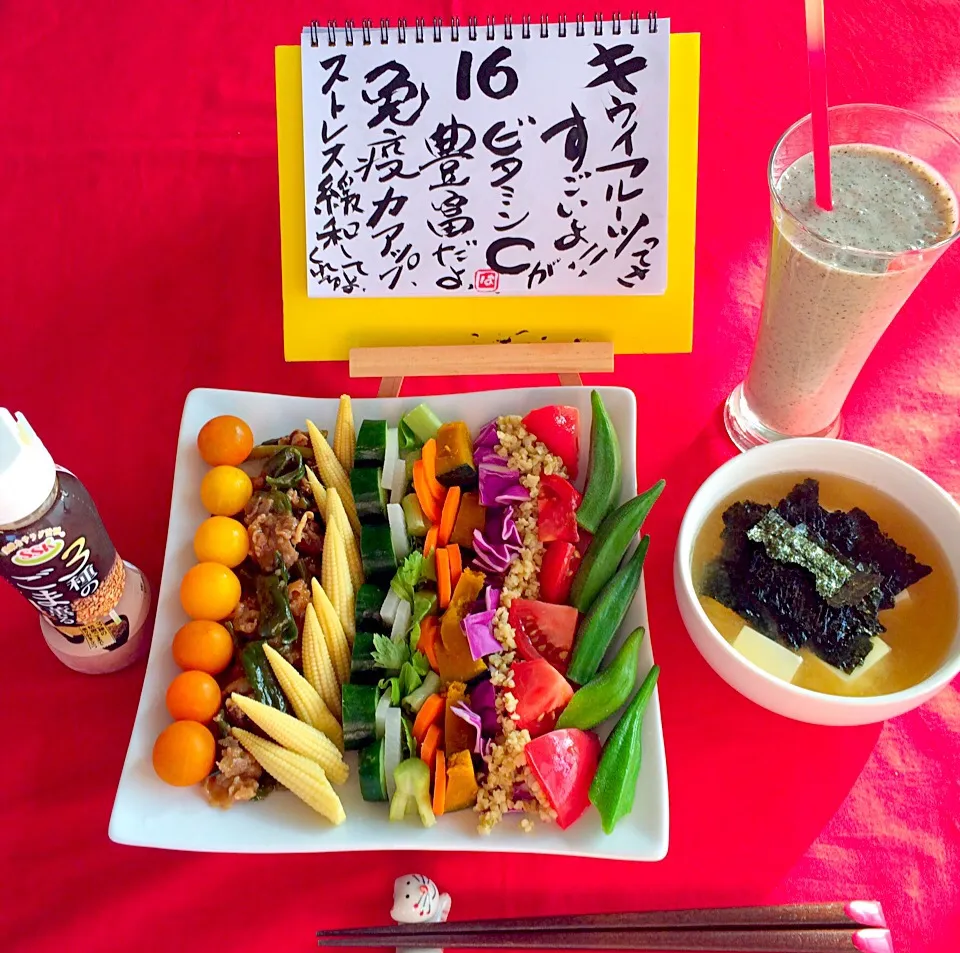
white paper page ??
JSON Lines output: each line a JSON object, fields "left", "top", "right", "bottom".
{"left": 301, "top": 18, "right": 670, "bottom": 298}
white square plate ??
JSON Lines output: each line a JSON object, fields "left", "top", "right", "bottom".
{"left": 110, "top": 386, "right": 668, "bottom": 860}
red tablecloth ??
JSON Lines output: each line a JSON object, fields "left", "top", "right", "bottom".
{"left": 3, "top": 1, "right": 959, "bottom": 951}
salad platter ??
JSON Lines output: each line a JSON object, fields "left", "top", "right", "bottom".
{"left": 109, "top": 386, "right": 668, "bottom": 860}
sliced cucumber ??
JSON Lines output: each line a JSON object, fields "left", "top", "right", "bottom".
{"left": 356, "top": 583, "right": 387, "bottom": 632}
{"left": 358, "top": 738, "right": 388, "bottom": 802}
{"left": 351, "top": 466, "right": 386, "bottom": 521}
{"left": 350, "top": 632, "right": 381, "bottom": 684}
{"left": 361, "top": 522, "right": 398, "bottom": 579}
{"left": 342, "top": 683, "right": 378, "bottom": 750}
{"left": 401, "top": 493, "right": 428, "bottom": 537}
{"left": 356, "top": 419, "right": 388, "bottom": 466}
{"left": 387, "top": 502, "right": 410, "bottom": 561}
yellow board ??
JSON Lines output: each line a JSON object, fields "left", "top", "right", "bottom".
{"left": 277, "top": 36, "right": 700, "bottom": 362}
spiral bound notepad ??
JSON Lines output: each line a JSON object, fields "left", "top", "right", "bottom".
{"left": 301, "top": 14, "right": 670, "bottom": 299}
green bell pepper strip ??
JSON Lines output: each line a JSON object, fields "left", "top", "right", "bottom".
{"left": 263, "top": 446, "right": 306, "bottom": 490}
{"left": 589, "top": 664, "right": 660, "bottom": 834}
{"left": 240, "top": 641, "right": 289, "bottom": 712}
{"left": 248, "top": 488, "right": 292, "bottom": 515}
{"left": 558, "top": 627, "right": 644, "bottom": 730}
{"left": 256, "top": 573, "right": 298, "bottom": 645}
{"left": 567, "top": 535, "right": 650, "bottom": 685}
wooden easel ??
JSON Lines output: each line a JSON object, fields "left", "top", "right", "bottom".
{"left": 349, "top": 342, "right": 614, "bottom": 397}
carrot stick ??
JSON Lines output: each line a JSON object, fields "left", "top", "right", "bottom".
{"left": 412, "top": 692, "right": 445, "bottom": 742}
{"left": 446, "top": 544, "right": 462, "bottom": 589}
{"left": 437, "top": 486, "right": 461, "bottom": 548}
{"left": 433, "top": 749, "right": 446, "bottom": 817}
{"left": 421, "top": 439, "right": 447, "bottom": 502}
{"left": 418, "top": 615, "right": 440, "bottom": 671}
{"left": 424, "top": 525, "right": 439, "bottom": 559}
{"left": 413, "top": 460, "right": 441, "bottom": 524}
{"left": 436, "top": 548, "right": 452, "bottom": 609}
{"left": 420, "top": 724, "right": 442, "bottom": 779}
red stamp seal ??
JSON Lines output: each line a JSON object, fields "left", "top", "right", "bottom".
{"left": 474, "top": 269, "right": 499, "bottom": 292}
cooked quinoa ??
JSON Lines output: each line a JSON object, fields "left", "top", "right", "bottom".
{"left": 476, "top": 416, "right": 566, "bottom": 834}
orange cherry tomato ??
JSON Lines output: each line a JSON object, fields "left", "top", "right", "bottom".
{"left": 165, "top": 670, "right": 222, "bottom": 722}
{"left": 197, "top": 415, "right": 255, "bottom": 467}
{"left": 200, "top": 466, "right": 253, "bottom": 517}
{"left": 179, "top": 562, "right": 241, "bottom": 621}
{"left": 171, "top": 619, "right": 234, "bottom": 674}
{"left": 152, "top": 720, "right": 216, "bottom": 787}
{"left": 193, "top": 515, "right": 249, "bottom": 568}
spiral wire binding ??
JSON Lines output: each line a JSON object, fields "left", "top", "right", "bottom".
{"left": 309, "top": 10, "right": 658, "bottom": 46}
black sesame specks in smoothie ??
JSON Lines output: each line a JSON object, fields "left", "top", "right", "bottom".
{"left": 777, "top": 144, "right": 959, "bottom": 253}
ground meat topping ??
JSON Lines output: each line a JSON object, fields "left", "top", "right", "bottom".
{"left": 243, "top": 491, "right": 282, "bottom": 525}
{"left": 232, "top": 595, "right": 259, "bottom": 636}
{"left": 248, "top": 512, "right": 299, "bottom": 571}
{"left": 296, "top": 516, "right": 324, "bottom": 556}
{"left": 287, "top": 579, "right": 310, "bottom": 621}
{"left": 201, "top": 736, "right": 263, "bottom": 809}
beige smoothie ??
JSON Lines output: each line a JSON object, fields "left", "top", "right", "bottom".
{"left": 743, "top": 144, "right": 958, "bottom": 436}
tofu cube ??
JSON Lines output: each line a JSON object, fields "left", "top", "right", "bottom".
{"left": 811, "top": 637, "right": 892, "bottom": 683}
{"left": 733, "top": 625, "right": 803, "bottom": 683}
{"left": 894, "top": 588, "right": 912, "bottom": 606}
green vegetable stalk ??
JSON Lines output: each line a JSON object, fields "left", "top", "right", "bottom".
{"left": 567, "top": 536, "right": 650, "bottom": 685}
{"left": 263, "top": 446, "right": 306, "bottom": 490}
{"left": 256, "top": 574, "right": 298, "bottom": 645}
{"left": 589, "top": 664, "right": 660, "bottom": 834}
{"left": 558, "top": 627, "right": 644, "bottom": 730}
{"left": 403, "top": 669, "right": 441, "bottom": 715}
{"left": 240, "top": 641, "right": 288, "bottom": 712}
{"left": 389, "top": 758, "right": 436, "bottom": 827}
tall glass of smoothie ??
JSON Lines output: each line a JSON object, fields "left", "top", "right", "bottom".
{"left": 725, "top": 104, "right": 960, "bottom": 451}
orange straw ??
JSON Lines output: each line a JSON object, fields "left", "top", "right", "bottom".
{"left": 805, "top": 0, "right": 833, "bottom": 210}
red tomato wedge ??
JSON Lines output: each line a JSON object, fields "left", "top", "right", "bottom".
{"left": 509, "top": 599, "right": 578, "bottom": 674}
{"left": 524, "top": 728, "right": 601, "bottom": 829}
{"left": 510, "top": 658, "right": 574, "bottom": 737}
{"left": 522, "top": 405, "right": 581, "bottom": 480}
{"left": 537, "top": 474, "right": 581, "bottom": 543}
{"left": 539, "top": 541, "right": 581, "bottom": 605}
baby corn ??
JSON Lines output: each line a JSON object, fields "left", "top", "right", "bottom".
{"left": 312, "top": 577, "right": 352, "bottom": 681}
{"left": 333, "top": 394, "right": 356, "bottom": 472}
{"left": 232, "top": 728, "right": 346, "bottom": 825}
{"left": 322, "top": 507, "right": 357, "bottom": 644}
{"left": 261, "top": 643, "right": 343, "bottom": 750}
{"left": 304, "top": 467, "right": 328, "bottom": 523}
{"left": 302, "top": 602, "right": 342, "bottom": 719}
{"left": 229, "top": 694, "right": 348, "bottom": 784}
{"left": 327, "top": 487, "right": 363, "bottom": 590}
{"left": 305, "top": 419, "right": 360, "bottom": 537}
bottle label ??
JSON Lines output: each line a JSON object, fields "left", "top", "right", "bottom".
{"left": 0, "top": 471, "right": 124, "bottom": 644}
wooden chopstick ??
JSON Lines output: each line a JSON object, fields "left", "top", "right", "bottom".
{"left": 316, "top": 926, "right": 891, "bottom": 952}
{"left": 316, "top": 903, "right": 879, "bottom": 938}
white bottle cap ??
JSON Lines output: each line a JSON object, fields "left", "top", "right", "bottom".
{"left": 0, "top": 409, "right": 58, "bottom": 527}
